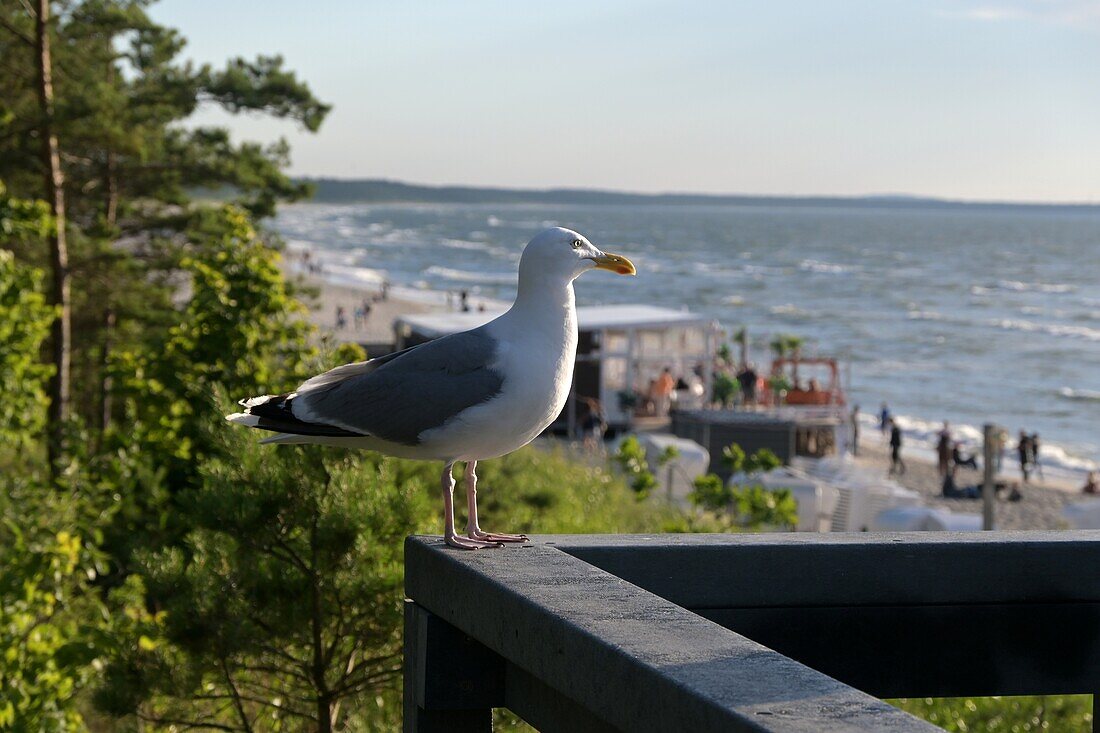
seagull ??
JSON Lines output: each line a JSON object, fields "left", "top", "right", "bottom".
{"left": 226, "top": 228, "right": 635, "bottom": 549}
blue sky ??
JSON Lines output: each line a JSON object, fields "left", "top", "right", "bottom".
{"left": 153, "top": 0, "right": 1100, "bottom": 202}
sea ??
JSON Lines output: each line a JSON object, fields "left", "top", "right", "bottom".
{"left": 274, "top": 201, "right": 1100, "bottom": 480}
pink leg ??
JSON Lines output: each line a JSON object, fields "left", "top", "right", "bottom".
{"left": 465, "top": 460, "right": 528, "bottom": 543}
{"left": 441, "top": 461, "right": 500, "bottom": 550}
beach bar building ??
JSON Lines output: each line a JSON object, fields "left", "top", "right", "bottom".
{"left": 394, "top": 304, "right": 720, "bottom": 435}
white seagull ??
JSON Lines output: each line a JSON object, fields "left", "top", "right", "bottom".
{"left": 226, "top": 228, "right": 636, "bottom": 549}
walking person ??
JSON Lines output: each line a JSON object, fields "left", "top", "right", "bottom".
{"left": 1017, "top": 430, "right": 1031, "bottom": 483}
{"left": 888, "top": 419, "right": 906, "bottom": 475}
{"left": 879, "top": 402, "right": 891, "bottom": 437}
{"left": 1030, "top": 433, "right": 1043, "bottom": 481}
{"left": 737, "top": 363, "right": 758, "bottom": 406}
{"left": 936, "top": 422, "right": 952, "bottom": 478}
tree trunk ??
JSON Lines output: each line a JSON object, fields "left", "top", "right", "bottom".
{"left": 34, "top": 0, "right": 70, "bottom": 474}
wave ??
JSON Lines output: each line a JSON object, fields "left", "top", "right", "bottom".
{"left": 907, "top": 310, "right": 951, "bottom": 322}
{"left": 799, "top": 259, "right": 860, "bottom": 275}
{"left": 991, "top": 318, "right": 1100, "bottom": 342}
{"left": 318, "top": 263, "right": 387, "bottom": 287}
{"left": 994, "top": 280, "right": 1077, "bottom": 294}
{"left": 423, "top": 265, "right": 516, "bottom": 285}
{"left": 769, "top": 303, "right": 810, "bottom": 317}
{"left": 1059, "top": 387, "right": 1100, "bottom": 402}
{"left": 438, "top": 237, "right": 496, "bottom": 252}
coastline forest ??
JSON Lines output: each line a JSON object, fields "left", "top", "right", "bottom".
{"left": 0, "top": 2, "right": 1092, "bottom": 731}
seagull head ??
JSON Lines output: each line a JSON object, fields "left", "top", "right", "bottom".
{"left": 518, "top": 227, "right": 636, "bottom": 284}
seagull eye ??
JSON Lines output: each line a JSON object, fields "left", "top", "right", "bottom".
{"left": 571, "top": 239, "right": 582, "bottom": 249}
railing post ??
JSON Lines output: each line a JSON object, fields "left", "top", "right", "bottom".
{"left": 403, "top": 600, "right": 502, "bottom": 732}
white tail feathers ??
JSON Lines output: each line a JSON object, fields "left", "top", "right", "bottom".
{"left": 225, "top": 412, "right": 262, "bottom": 427}
{"left": 239, "top": 394, "right": 283, "bottom": 408}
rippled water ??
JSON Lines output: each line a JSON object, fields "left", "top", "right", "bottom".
{"left": 275, "top": 202, "right": 1100, "bottom": 475}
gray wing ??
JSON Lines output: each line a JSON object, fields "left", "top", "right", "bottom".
{"left": 292, "top": 328, "right": 504, "bottom": 445}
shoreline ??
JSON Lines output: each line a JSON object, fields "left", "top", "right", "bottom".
{"left": 283, "top": 258, "right": 501, "bottom": 348}
{"left": 852, "top": 434, "right": 1086, "bottom": 530}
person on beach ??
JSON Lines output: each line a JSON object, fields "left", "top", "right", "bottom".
{"left": 936, "top": 422, "right": 952, "bottom": 477}
{"left": 335, "top": 305, "right": 347, "bottom": 330}
{"left": 652, "top": 367, "right": 676, "bottom": 416}
{"left": 888, "top": 419, "right": 905, "bottom": 475}
{"left": 1083, "top": 471, "right": 1099, "bottom": 495}
{"left": 850, "top": 405, "right": 861, "bottom": 456}
{"left": 994, "top": 428, "right": 1008, "bottom": 473}
{"left": 460, "top": 290, "right": 470, "bottom": 312}
{"left": 737, "top": 364, "right": 758, "bottom": 406}
{"left": 879, "top": 403, "right": 891, "bottom": 436}
{"left": 1017, "top": 431, "right": 1031, "bottom": 483}
{"left": 1030, "top": 433, "right": 1044, "bottom": 480}
{"left": 581, "top": 398, "right": 607, "bottom": 452}
{"left": 953, "top": 442, "right": 979, "bottom": 470}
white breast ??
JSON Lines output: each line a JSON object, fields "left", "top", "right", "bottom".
{"left": 417, "top": 283, "right": 578, "bottom": 461}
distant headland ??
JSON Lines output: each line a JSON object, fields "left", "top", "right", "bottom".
{"left": 296, "top": 178, "right": 1100, "bottom": 213}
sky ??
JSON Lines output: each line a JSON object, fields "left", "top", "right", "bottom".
{"left": 152, "top": 0, "right": 1100, "bottom": 202}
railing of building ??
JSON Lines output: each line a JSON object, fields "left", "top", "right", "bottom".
{"left": 403, "top": 532, "right": 1100, "bottom": 732}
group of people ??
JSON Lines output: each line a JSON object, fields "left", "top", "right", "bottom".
{"left": 447, "top": 289, "right": 488, "bottom": 313}
{"left": 334, "top": 298, "right": 374, "bottom": 331}
{"left": 333, "top": 284, "right": 390, "bottom": 332}
{"left": 871, "top": 402, "right": 1055, "bottom": 494}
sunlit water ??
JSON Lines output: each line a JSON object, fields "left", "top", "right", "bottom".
{"left": 274, "top": 202, "right": 1100, "bottom": 478}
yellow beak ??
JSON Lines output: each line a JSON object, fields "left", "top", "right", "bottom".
{"left": 589, "top": 251, "right": 636, "bottom": 276}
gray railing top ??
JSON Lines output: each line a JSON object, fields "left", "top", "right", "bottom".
{"left": 405, "top": 535, "right": 942, "bottom": 732}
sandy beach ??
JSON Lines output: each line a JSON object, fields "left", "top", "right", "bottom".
{"left": 284, "top": 260, "right": 501, "bottom": 349}
{"left": 853, "top": 434, "right": 1085, "bottom": 530}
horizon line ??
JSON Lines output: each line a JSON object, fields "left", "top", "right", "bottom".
{"left": 293, "top": 176, "right": 1100, "bottom": 209}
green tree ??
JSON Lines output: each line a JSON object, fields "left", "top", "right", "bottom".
{"left": 0, "top": 187, "right": 55, "bottom": 458}
{"left": 692, "top": 444, "right": 794, "bottom": 529}
{"left": 0, "top": 0, "right": 330, "bottom": 457}
{"left": 613, "top": 436, "right": 658, "bottom": 498}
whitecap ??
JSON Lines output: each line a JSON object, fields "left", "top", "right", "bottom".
{"left": 1059, "top": 387, "right": 1100, "bottom": 402}
{"left": 995, "top": 280, "right": 1076, "bottom": 294}
{"left": 799, "top": 259, "right": 860, "bottom": 275}
{"left": 423, "top": 265, "right": 516, "bottom": 285}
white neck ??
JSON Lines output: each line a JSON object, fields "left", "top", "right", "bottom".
{"left": 499, "top": 269, "right": 577, "bottom": 337}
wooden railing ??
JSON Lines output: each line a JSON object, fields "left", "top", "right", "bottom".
{"left": 404, "top": 532, "right": 1100, "bottom": 732}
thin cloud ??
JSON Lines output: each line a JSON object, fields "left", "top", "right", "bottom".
{"left": 940, "top": 0, "right": 1100, "bottom": 29}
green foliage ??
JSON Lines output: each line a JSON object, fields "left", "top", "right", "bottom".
{"left": 656, "top": 445, "right": 680, "bottom": 466}
{"left": 693, "top": 444, "right": 793, "bottom": 528}
{"left": 116, "top": 205, "right": 315, "bottom": 473}
{"left": 769, "top": 333, "right": 804, "bottom": 357}
{"left": 721, "top": 443, "right": 747, "bottom": 473}
{"left": 95, "top": 437, "right": 679, "bottom": 729}
{"left": 720, "top": 443, "right": 779, "bottom": 475}
{"left": 716, "top": 342, "right": 733, "bottom": 363}
{"left": 711, "top": 372, "right": 739, "bottom": 407}
{"left": 730, "top": 485, "right": 797, "bottom": 529}
{"left": 689, "top": 473, "right": 730, "bottom": 510}
{"left": 0, "top": 481, "right": 111, "bottom": 732}
{"left": 891, "top": 695, "right": 1092, "bottom": 732}
{"left": 0, "top": 249, "right": 55, "bottom": 452}
{"left": 612, "top": 436, "right": 658, "bottom": 498}
{"left": 767, "top": 373, "right": 793, "bottom": 394}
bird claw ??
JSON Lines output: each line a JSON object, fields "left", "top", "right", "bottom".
{"left": 468, "top": 530, "right": 528, "bottom": 543}
{"left": 445, "top": 534, "right": 503, "bottom": 550}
